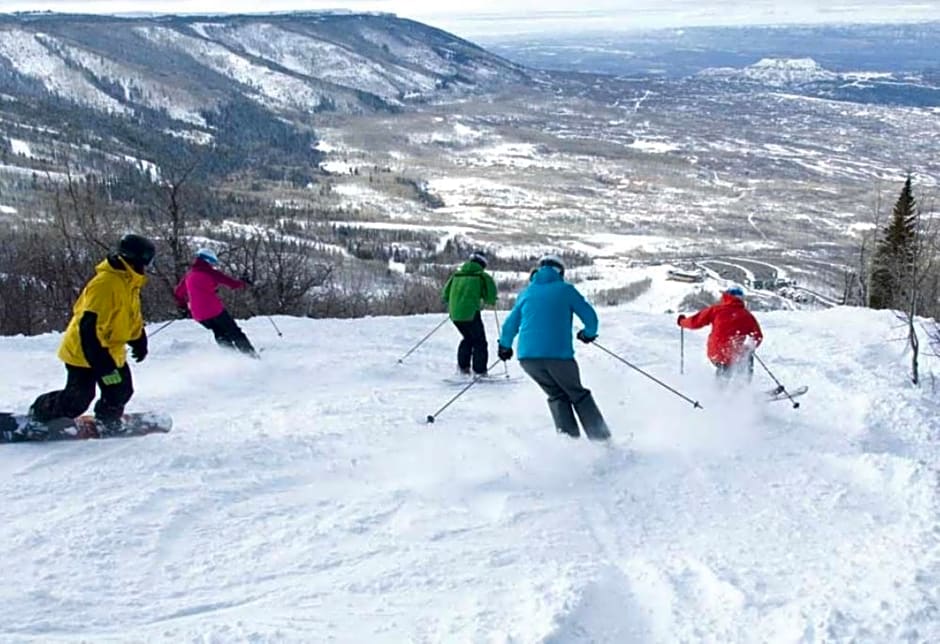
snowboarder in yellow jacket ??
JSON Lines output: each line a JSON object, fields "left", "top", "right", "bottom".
{"left": 441, "top": 251, "right": 498, "bottom": 376}
{"left": 30, "top": 234, "right": 154, "bottom": 430}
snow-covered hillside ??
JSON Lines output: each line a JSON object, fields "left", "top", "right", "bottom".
{"left": 1, "top": 305, "right": 938, "bottom": 642}
{"left": 0, "top": 13, "right": 526, "bottom": 119}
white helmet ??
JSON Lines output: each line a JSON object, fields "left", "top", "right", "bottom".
{"left": 195, "top": 248, "right": 219, "bottom": 266}
{"left": 538, "top": 254, "right": 565, "bottom": 276}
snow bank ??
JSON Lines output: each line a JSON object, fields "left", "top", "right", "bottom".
{"left": 0, "top": 306, "right": 937, "bottom": 641}
{"left": 9, "top": 138, "right": 33, "bottom": 158}
{"left": 629, "top": 138, "right": 679, "bottom": 154}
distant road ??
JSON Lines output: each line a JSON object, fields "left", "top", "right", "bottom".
{"left": 698, "top": 257, "right": 777, "bottom": 287}
{"left": 698, "top": 256, "right": 841, "bottom": 307}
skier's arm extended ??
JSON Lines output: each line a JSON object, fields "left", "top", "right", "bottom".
{"left": 213, "top": 270, "right": 246, "bottom": 290}
{"left": 679, "top": 305, "right": 715, "bottom": 330}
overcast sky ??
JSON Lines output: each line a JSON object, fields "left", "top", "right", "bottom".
{"left": 1, "top": 1, "right": 938, "bottom": 36}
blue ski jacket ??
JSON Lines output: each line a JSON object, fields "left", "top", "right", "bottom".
{"left": 499, "top": 266, "right": 598, "bottom": 360}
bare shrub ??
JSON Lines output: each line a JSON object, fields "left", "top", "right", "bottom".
{"left": 678, "top": 288, "right": 718, "bottom": 312}
{"left": 593, "top": 277, "right": 652, "bottom": 306}
{"left": 220, "top": 230, "right": 336, "bottom": 317}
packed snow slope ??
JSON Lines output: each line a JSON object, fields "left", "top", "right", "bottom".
{"left": 0, "top": 306, "right": 938, "bottom": 643}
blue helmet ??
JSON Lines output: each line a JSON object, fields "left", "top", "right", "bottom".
{"left": 725, "top": 285, "right": 744, "bottom": 298}
{"left": 196, "top": 248, "right": 219, "bottom": 266}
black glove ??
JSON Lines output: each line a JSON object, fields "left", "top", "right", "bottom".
{"left": 576, "top": 330, "right": 596, "bottom": 344}
{"left": 677, "top": 314, "right": 686, "bottom": 326}
{"left": 128, "top": 331, "right": 148, "bottom": 363}
{"left": 497, "top": 345, "right": 513, "bottom": 361}
{"left": 177, "top": 305, "right": 190, "bottom": 319}
{"left": 240, "top": 272, "right": 254, "bottom": 287}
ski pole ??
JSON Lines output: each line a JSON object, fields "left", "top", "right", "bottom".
{"left": 149, "top": 319, "right": 176, "bottom": 338}
{"left": 426, "top": 358, "right": 502, "bottom": 424}
{"left": 246, "top": 288, "right": 283, "bottom": 338}
{"left": 753, "top": 353, "right": 800, "bottom": 409}
{"left": 493, "top": 309, "right": 509, "bottom": 379}
{"left": 680, "top": 327, "right": 685, "bottom": 375}
{"left": 397, "top": 315, "right": 449, "bottom": 364}
{"left": 265, "top": 315, "right": 283, "bottom": 338}
{"left": 593, "top": 341, "right": 703, "bottom": 410}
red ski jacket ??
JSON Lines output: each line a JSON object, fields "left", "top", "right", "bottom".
{"left": 679, "top": 293, "right": 763, "bottom": 366}
{"left": 174, "top": 259, "right": 246, "bottom": 322}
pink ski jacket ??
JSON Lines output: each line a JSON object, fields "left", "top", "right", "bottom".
{"left": 174, "top": 259, "right": 246, "bottom": 322}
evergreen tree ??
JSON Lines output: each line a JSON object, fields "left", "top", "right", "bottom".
{"left": 869, "top": 176, "right": 918, "bottom": 310}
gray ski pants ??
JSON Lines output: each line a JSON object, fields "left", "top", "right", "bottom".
{"left": 519, "top": 358, "right": 610, "bottom": 441}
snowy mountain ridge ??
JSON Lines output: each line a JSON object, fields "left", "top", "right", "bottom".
{"left": 701, "top": 57, "right": 846, "bottom": 86}
{"left": 0, "top": 304, "right": 938, "bottom": 641}
{"left": 0, "top": 12, "right": 528, "bottom": 120}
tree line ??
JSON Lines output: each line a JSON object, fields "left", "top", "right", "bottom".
{"left": 0, "top": 167, "right": 593, "bottom": 336}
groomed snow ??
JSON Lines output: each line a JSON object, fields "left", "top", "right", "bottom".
{"left": 0, "top": 306, "right": 938, "bottom": 642}
{"left": 9, "top": 138, "right": 33, "bottom": 158}
{"left": 628, "top": 138, "right": 679, "bottom": 154}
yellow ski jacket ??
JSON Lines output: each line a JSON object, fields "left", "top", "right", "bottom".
{"left": 58, "top": 257, "right": 146, "bottom": 369}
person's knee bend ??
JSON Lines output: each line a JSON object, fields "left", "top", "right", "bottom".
{"left": 60, "top": 390, "right": 95, "bottom": 418}
{"left": 117, "top": 382, "right": 134, "bottom": 406}
{"left": 571, "top": 389, "right": 593, "bottom": 405}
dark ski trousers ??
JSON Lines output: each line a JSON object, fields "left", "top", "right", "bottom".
{"left": 201, "top": 310, "right": 256, "bottom": 355}
{"left": 453, "top": 311, "right": 488, "bottom": 375}
{"left": 520, "top": 358, "right": 610, "bottom": 441}
{"left": 30, "top": 363, "right": 133, "bottom": 423}
{"left": 714, "top": 353, "right": 754, "bottom": 384}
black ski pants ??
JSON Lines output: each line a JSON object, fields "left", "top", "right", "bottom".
{"left": 520, "top": 358, "right": 610, "bottom": 441}
{"left": 201, "top": 310, "right": 256, "bottom": 355}
{"left": 30, "top": 363, "right": 133, "bottom": 423}
{"left": 453, "top": 311, "right": 488, "bottom": 375}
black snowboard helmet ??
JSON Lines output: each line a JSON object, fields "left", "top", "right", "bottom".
{"left": 117, "top": 233, "right": 156, "bottom": 270}
{"left": 469, "top": 251, "right": 487, "bottom": 268}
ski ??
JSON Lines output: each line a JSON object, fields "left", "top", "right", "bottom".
{"left": 765, "top": 385, "right": 808, "bottom": 402}
{"left": 442, "top": 375, "right": 521, "bottom": 386}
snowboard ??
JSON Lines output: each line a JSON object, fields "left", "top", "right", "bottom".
{"left": 765, "top": 385, "right": 808, "bottom": 403}
{"left": 0, "top": 412, "right": 172, "bottom": 444}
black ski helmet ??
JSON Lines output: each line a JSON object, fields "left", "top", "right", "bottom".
{"left": 469, "top": 251, "right": 487, "bottom": 268}
{"left": 117, "top": 233, "right": 156, "bottom": 267}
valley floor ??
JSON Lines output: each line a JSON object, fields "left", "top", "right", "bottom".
{"left": 0, "top": 306, "right": 938, "bottom": 642}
